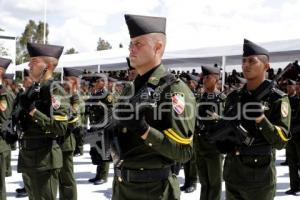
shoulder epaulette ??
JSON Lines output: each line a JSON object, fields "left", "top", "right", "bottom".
{"left": 271, "top": 87, "right": 287, "bottom": 98}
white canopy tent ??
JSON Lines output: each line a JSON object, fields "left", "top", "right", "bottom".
{"left": 16, "top": 38, "right": 300, "bottom": 74}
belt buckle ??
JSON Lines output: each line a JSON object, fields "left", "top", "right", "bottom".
{"left": 117, "top": 176, "right": 123, "bottom": 182}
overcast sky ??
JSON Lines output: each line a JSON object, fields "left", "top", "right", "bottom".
{"left": 1, "top": 0, "right": 300, "bottom": 53}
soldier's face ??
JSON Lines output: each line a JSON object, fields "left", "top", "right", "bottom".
{"left": 128, "top": 35, "right": 156, "bottom": 69}
{"left": 28, "top": 57, "right": 47, "bottom": 80}
{"left": 203, "top": 74, "right": 218, "bottom": 89}
{"left": 242, "top": 56, "right": 267, "bottom": 81}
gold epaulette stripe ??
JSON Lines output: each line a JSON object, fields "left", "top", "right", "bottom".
{"left": 162, "top": 128, "right": 193, "bottom": 145}
{"left": 53, "top": 115, "right": 68, "bottom": 121}
{"left": 68, "top": 117, "right": 79, "bottom": 124}
{"left": 275, "top": 126, "right": 289, "bottom": 142}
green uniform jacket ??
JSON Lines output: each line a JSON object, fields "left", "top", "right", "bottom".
{"left": 17, "top": 79, "right": 69, "bottom": 173}
{"left": 117, "top": 64, "right": 196, "bottom": 169}
{"left": 59, "top": 93, "right": 84, "bottom": 152}
{"left": 0, "top": 86, "right": 15, "bottom": 153}
{"left": 223, "top": 81, "right": 291, "bottom": 186}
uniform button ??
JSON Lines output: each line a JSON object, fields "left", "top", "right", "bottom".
{"left": 148, "top": 143, "right": 152, "bottom": 147}
{"left": 259, "top": 127, "right": 262, "bottom": 131}
{"left": 35, "top": 120, "right": 38, "bottom": 123}
{"left": 254, "top": 158, "right": 258, "bottom": 163}
{"left": 140, "top": 168, "right": 144, "bottom": 170}
{"left": 118, "top": 176, "right": 123, "bottom": 182}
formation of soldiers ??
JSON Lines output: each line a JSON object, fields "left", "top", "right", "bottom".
{"left": 0, "top": 13, "right": 298, "bottom": 200}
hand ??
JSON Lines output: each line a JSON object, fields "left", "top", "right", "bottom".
{"left": 115, "top": 103, "right": 149, "bottom": 137}
{"left": 19, "top": 95, "right": 35, "bottom": 113}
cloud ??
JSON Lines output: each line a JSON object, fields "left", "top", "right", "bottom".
{"left": 1, "top": 0, "right": 300, "bottom": 53}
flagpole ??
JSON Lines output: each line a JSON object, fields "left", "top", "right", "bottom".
{"left": 43, "top": 0, "right": 47, "bottom": 44}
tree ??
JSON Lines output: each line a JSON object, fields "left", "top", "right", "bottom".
{"left": 64, "top": 48, "right": 78, "bottom": 55}
{"left": 16, "top": 20, "right": 49, "bottom": 64}
{"left": 96, "top": 37, "right": 112, "bottom": 51}
{"left": 0, "top": 45, "right": 9, "bottom": 56}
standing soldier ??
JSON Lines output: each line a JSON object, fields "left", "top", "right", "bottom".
{"left": 285, "top": 79, "right": 300, "bottom": 195}
{"left": 87, "top": 75, "right": 113, "bottom": 185}
{"left": 195, "top": 65, "right": 224, "bottom": 200}
{"left": 17, "top": 43, "right": 69, "bottom": 199}
{"left": 0, "top": 57, "right": 14, "bottom": 200}
{"left": 180, "top": 74, "right": 199, "bottom": 193}
{"left": 216, "top": 39, "right": 291, "bottom": 199}
{"left": 111, "top": 14, "right": 196, "bottom": 200}
{"left": 58, "top": 67, "right": 85, "bottom": 200}
{"left": 15, "top": 69, "right": 33, "bottom": 198}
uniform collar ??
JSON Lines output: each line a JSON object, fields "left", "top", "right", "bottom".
{"left": 146, "top": 64, "right": 166, "bottom": 86}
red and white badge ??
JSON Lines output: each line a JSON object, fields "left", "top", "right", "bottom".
{"left": 52, "top": 96, "right": 61, "bottom": 110}
{"left": 171, "top": 93, "right": 185, "bottom": 115}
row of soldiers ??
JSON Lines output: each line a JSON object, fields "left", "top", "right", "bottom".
{"left": 0, "top": 13, "right": 297, "bottom": 200}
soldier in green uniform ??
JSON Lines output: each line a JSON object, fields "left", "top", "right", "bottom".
{"left": 111, "top": 14, "right": 196, "bottom": 200}
{"left": 57, "top": 67, "right": 85, "bottom": 200}
{"left": 194, "top": 65, "right": 224, "bottom": 200}
{"left": 0, "top": 57, "right": 15, "bottom": 200}
{"left": 15, "top": 69, "right": 32, "bottom": 198}
{"left": 285, "top": 79, "right": 300, "bottom": 195}
{"left": 86, "top": 75, "right": 113, "bottom": 185}
{"left": 180, "top": 74, "right": 199, "bottom": 193}
{"left": 216, "top": 39, "right": 291, "bottom": 200}
{"left": 17, "top": 42, "right": 69, "bottom": 200}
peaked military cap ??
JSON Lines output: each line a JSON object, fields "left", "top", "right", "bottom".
{"left": 201, "top": 65, "right": 220, "bottom": 76}
{"left": 27, "top": 42, "right": 64, "bottom": 59}
{"left": 4, "top": 73, "right": 14, "bottom": 80}
{"left": 63, "top": 68, "right": 83, "bottom": 77}
{"left": 0, "top": 57, "right": 12, "bottom": 70}
{"left": 108, "top": 77, "right": 118, "bottom": 82}
{"left": 186, "top": 74, "right": 200, "bottom": 82}
{"left": 125, "top": 14, "right": 166, "bottom": 38}
{"left": 287, "top": 79, "right": 296, "bottom": 85}
{"left": 243, "top": 39, "right": 269, "bottom": 58}
{"left": 23, "top": 69, "right": 30, "bottom": 77}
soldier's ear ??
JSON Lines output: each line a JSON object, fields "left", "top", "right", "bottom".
{"left": 264, "top": 63, "right": 270, "bottom": 71}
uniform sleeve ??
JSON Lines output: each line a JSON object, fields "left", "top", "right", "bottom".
{"left": 32, "top": 84, "right": 69, "bottom": 137}
{"left": 144, "top": 82, "right": 196, "bottom": 163}
{"left": 256, "top": 96, "right": 291, "bottom": 149}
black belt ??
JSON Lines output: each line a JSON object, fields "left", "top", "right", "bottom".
{"left": 114, "top": 167, "right": 171, "bottom": 183}
{"left": 20, "top": 138, "right": 57, "bottom": 150}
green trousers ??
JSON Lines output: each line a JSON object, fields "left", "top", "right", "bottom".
{"left": 95, "top": 162, "right": 109, "bottom": 180}
{"left": 226, "top": 182, "right": 275, "bottom": 200}
{"left": 112, "top": 174, "right": 180, "bottom": 200}
{"left": 0, "top": 150, "right": 9, "bottom": 200}
{"left": 5, "top": 150, "right": 11, "bottom": 177}
{"left": 59, "top": 151, "right": 77, "bottom": 200}
{"left": 183, "top": 152, "right": 198, "bottom": 186}
{"left": 287, "top": 139, "right": 300, "bottom": 190}
{"left": 24, "top": 169, "right": 60, "bottom": 200}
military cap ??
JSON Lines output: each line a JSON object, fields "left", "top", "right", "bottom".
{"left": 201, "top": 65, "right": 220, "bottom": 76}
{"left": 0, "top": 57, "right": 12, "bottom": 70}
{"left": 27, "top": 42, "right": 64, "bottom": 59}
{"left": 186, "top": 74, "right": 200, "bottom": 82}
{"left": 125, "top": 14, "right": 166, "bottom": 38}
{"left": 23, "top": 69, "right": 30, "bottom": 77}
{"left": 4, "top": 73, "right": 14, "bottom": 80}
{"left": 287, "top": 79, "right": 296, "bottom": 85}
{"left": 243, "top": 39, "right": 269, "bottom": 58}
{"left": 108, "top": 77, "right": 118, "bottom": 82}
{"left": 63, "top": 68, "right": 83, "bottom": 77}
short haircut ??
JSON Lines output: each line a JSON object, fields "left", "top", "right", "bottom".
{"left": 257, "top": 55, "right": 269, "bottom": 64}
